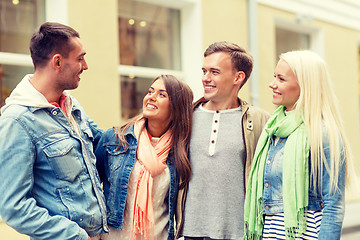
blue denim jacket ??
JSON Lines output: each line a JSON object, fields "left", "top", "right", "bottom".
{"left": 0, "top": 98, "right": 108, "bottom": 240}
{"left": 95, "top": 126, "right": 179, "bottom": 240}
{"left": 262, "top": 136, "right": 345, "bottom": 240}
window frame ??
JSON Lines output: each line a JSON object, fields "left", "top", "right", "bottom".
{"left": 117, "top": 0, "right": 203, "bottom": 99}
{"left": 259, "top": 0, "right": 360, "bottom": 31}
{"left": 0, "top": 0, "right": 68, "bottom": 68}
{"left": 275, "top": 18, "right": 324, "bottom": 57}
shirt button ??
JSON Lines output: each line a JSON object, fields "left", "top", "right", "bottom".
{"left": 213, "top": 129, "right": 217, "bottom": 133}
{"left": 216, "top": 110, "right": 219, "bottom": 113}
{"left": 52, "top": 111, "right": 58, "bottom": 115}
{"left": 211, "top": 140, "right": 215, "bottom": 144}
{"left": 265, "top": 183, "right": 270, "bottom": 188}
{"left": 214, "top": 120, "right": 218, "bottom": 123}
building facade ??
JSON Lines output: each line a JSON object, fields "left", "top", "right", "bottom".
{"left": 0, "top": 0, "right": 359, "bottom": 238}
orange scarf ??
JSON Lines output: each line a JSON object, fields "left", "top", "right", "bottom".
{"left": 132, "top": 118, "right": 172, "bottom": 240}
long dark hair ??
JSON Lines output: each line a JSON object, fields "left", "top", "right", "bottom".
{"left": 116, "top": 75, "right": 193, "bottom": 189}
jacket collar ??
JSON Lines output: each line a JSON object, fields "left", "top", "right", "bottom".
{"left": 1, "top": 74, "right": 74, "bottom": 115}
{"left": 120, "top": 124, "right": 136, "bottom": 138}
{"left": 193, "top": 97, "right": 249, "bottom": 113}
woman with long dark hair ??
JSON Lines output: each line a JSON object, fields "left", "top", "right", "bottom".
{"left": 95, "top": 75, "right": 193, "bottom": 240}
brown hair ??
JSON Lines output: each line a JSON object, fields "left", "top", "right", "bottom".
{"left": 116, "top": 75, "right": 193, "bottom": 188}
{"left": 30, "top": 22, "right": 80, "bottom": 69}
{"left": 204, "top": 41, "right": 253, "bottom": 85}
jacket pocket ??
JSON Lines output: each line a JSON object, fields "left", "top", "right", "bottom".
{"left": 43, "top": 137, "right": 83, "bottom": 182}
{"left": 106, "top": 147, "right": 122, "bottom": 170}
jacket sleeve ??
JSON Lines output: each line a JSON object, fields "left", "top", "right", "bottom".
{"left": 318, "top": 139, "right": 346, "bottom": 240}
{"left": 88, "top": 116, "right": 104, "bottom": 151}
{"left": 0, "top": 118, "right": 89, "bottom": 240}
{"left": 95, "top": 129, "right": 109, "bottom": 183}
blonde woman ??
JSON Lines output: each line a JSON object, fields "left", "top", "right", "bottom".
{"left": 244, "top": 50, "right": 351, "bottom": 240}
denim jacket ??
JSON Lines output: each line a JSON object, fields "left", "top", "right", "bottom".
{"left": 95, "top": 126, "right": 179, "bottom": 240}
{"left": 0, "top": 75, "right": 108, "bottom": 240}
{"left": 262, "top": 135, "right": 345, "bottom": 240}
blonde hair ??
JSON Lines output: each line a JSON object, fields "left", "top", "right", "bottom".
{"left": 280, "top": 50, "right": 351, "bottom": 193}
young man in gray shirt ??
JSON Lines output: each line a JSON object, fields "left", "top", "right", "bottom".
{"left": 176, "top": 41, "right": 269, "bottom": 240}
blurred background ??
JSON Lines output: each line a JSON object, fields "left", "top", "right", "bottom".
{"left": 0, "top": 0, "right": 359, "bottom": 239}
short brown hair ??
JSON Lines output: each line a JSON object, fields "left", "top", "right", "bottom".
{"left": 30, "top": 22, "right": 80, "bottom": 69}
{"left": 204, "top": 41, "right": 253, "bottom": 84}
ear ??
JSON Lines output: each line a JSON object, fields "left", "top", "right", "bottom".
{"left": 234, "top": 71, "right": 246, "bottom": 87}
{"left": 51, "top": 54, "right": 62, "bottom": 69}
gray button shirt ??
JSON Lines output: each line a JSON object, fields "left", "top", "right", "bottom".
{"left": 182, "top": 106, "right": 245, "bottom": 239}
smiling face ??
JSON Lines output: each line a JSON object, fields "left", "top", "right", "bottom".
{"left": 143, "top": 78, "right": 172, "bottom": 129}
{"left": 270, "top": 59, "right": 301, "bottom": 111}
{"left": 201, "top": 52, "right": 242, "bottom": 109}
{"left": 57, "top": 37, "right": 88, "bottom": 91}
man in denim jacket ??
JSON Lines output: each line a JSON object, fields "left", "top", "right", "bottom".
{"left": 0, "top": 22, "right": 108, "bottom": 240}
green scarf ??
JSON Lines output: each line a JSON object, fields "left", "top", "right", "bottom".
{"left": 244, "top": 106, "right": 310, "bottom": 240}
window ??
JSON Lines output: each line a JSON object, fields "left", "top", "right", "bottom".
{"left": 118, "top": 0, "right": 185, "bottom": 120}
{"left": 275, "top": 19, "right": 322, "bottom": 62}
{"left": 0, "top": 0, "right": 45, "bottom": 108}
{"left": 118, "top": 0, "right": 181, "bottom": 70}
{"left": 0, "top": 65, "right": 33, "bottom": 106}
{"left": 276, "top": 28, "right": 310, "bottom": 59}
{"left": 0, "top": 0, "right": 45, "bottom": 54}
